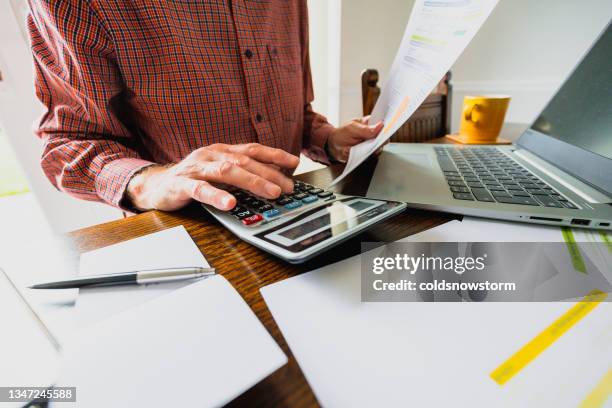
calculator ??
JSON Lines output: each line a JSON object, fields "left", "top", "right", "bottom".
{"left": 202, "top": 180, "right": 406, "bottom": 263}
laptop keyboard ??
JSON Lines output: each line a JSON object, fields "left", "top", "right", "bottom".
{"left": 434, "top": 146, "right": 577, "bottom": 209}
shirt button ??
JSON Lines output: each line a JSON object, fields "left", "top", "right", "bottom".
{"left": 244, "top": 49, "right": 253, "bottom": 59}
{"left": 255, "top": 113, "right": 263, "bottom": 122}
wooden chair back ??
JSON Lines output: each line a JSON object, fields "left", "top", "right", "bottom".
{"left": 361, "top": 69, "right": 452, "bottom": 142}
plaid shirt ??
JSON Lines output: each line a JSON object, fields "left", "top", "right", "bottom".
{"left": 28, "top": 0, "right": 334, "bottom": 208}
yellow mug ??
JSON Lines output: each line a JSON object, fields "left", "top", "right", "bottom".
{"left": 459, "top": 95, "right": 510, "bottom": 143}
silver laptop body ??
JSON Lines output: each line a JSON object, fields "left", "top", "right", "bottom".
{"left": 367, "top": 23, "right": 612, "bottom": 231}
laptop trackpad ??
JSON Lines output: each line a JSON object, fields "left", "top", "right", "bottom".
{"left": 366, "top": 150, "right": 448, "bottom": 203}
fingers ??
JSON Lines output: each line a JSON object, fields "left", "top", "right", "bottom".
{"left": 351, "top": 120, "right": 384, "bottom": 141}
{"left": 372, "top": 121, "right": 384, "bottom": 134}
{"left": 336, "top": 147, "right": 350, "bottom": 163}
{"left": 196, "top": 161, "right": 283, "bottom": 199}
{"left": 223, "top": 143, "right": 300, "bottom": 169}
{"left": 184, "top": 178, "right": 236, "bottom": 211}
{"left": 206, "top": 151, "right": 294, "bottom": 193}
{"left": 237, "top": 157, "right": 294, "bottom": 193}
{"left": 168, "top": 143, "right": 301, "bottom": 211}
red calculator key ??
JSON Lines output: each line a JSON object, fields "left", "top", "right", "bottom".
{"left": 241, "top": 214, "right": 263, "bottom": 225}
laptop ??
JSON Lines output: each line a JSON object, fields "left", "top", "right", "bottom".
{"left": 366, "top": 22, "right": 612, "bottom": 231}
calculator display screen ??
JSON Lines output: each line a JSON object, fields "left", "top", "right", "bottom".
{"left": 346, "top": 200, "right": 374, "bottom": 212}
{"left": 279, "top": 201, "right": 375, "bottom": 240}
{"left": 257, "top": 199, "right": 402, "bottom": 252}
{"left": 279, "top": 214, "right": 331, "bottom": 240}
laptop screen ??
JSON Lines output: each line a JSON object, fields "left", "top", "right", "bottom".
{"left": 530, "top": 24, "right": 612, "bottom": 160}
{"left": 517, "top": 22, "right": 612, "bottom": 195}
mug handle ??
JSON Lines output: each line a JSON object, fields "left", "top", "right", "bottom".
{"left": 463, "top": 103, "right": 482, "bottom": 124}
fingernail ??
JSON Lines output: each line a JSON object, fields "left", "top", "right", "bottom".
{"left": 265, "top": 184, "right": 281, "bottom": 197}
{"left": 221, "top": 195, "right": 233, "bottom": 209}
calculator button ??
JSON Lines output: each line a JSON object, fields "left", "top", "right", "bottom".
{"left": 230, "top": 206, "right": 246, "bottom": 215}
{"left": 307, "top": 188, "right": 323, "bottom": 194}
{"left": 262, "top": 208, "right": 281, "bottom": 219}
{"left": 257, "top": 204, "right": 273, "bottom": 212}
{"left": 317, "top": 191, "right": 333, "bottom": 198}
{"left": 241, "top": 196, "right": 255, "bottom": 205}
{"left": 284, "top": 201, "right": 303, "bottom": 210}
{"left": 234, "top": 209, "right": 254, "bottom": 219}
{"left": 277, "top": 197, "right": 294, "bottom": 205}
{"left": 241, "top": 214, "right": 263, "bottom": 225}
{"left": 250, "top": 199, "right": 265, "bottom": 208}
{"left": 292, "top": 193, "right": 308, "bottom": 200}
{"left": 302, "top": 195, "right": 318, "bottom": 204}
{"left": 325, "top": 195, "right": 336, "bottom": 201}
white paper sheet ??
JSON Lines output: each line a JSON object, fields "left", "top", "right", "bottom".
{"left": 400, "top": 216, "right": 566, "bottom": 242}
{"left": 57, "top": 275, "right": 287, "bottom": 408}
{"left": 76, "top": 225, "right": 208, "bottom": 326}
{"left": 0, "top": 269, "right": 60, "bottom": 408}
{"left": 330, "top": 0, "right": 499, "bottom": 186}
{"left": 403, "top": 218, "right": 611, "bottom": 280}
{"left": 261, "top": 220, "right": 612, "bottom": 407}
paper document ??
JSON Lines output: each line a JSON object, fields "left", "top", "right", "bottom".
{"left": 403, "top": 218, "right": 611, "bottom": 279}
{"left": 76, "top": 225, "right": 207, "bottom": 326}
{"left": 57, "top": 275, "right": 287, "bottom": 408}
{"left": 330, "top": 0, "right": 499, "bottom": 186}
{"left": 400, "top": 217, "right": 566, "bottom": 242}
{"left": 0, "top": 269, "right": 60, "bottom": 408}
{"left": 261, "top": 253, "right": 612, "bottom": 407}
{"left": 261, "top": 220, "right": 612, "bottom": 407}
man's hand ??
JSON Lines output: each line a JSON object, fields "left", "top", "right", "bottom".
{"left": 126, "top": 143, "right": 300, "bottom": 212}
{"left": 326, "top": 116, "right": 384, "bottom": 162}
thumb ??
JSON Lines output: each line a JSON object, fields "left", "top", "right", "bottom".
{"left": 354, "top": 121, "right": 383, "bottom": 140}
{"left": 371, "top": 121, "right": 384, "bottom": 135}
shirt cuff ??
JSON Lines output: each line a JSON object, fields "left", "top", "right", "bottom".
{"left": 304, "top": 122, "right": 335, "bottom": 165}
{"left": 95, "top": 158, "right": 156, "bottom": 210}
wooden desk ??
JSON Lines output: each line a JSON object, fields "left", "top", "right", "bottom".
{"left": 67, "top": 155, "right": 458, "bottom": 407}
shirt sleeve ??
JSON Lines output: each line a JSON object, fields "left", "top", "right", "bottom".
{"left": 299, "top": 1, "right": 336, "bottom": 165}
{"left": 28, "top": 0, "right": 154, "bottom": 208}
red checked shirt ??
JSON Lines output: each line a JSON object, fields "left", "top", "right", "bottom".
{"left": 27, "top": 0, "right": 333, "bottom": 208}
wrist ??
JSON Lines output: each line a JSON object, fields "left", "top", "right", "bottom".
{"left": 324, "top": 139, "right": 340, "bottom": 163}
{"left": 325, "top": 130, "right": 344, "bottom": 163}
{"left": 126, "top": 165, "right": 167, "bottom": 211}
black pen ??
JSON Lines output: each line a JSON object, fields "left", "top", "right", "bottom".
{"left": 28, "top": 267, "right": 216, "bottom": 289}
